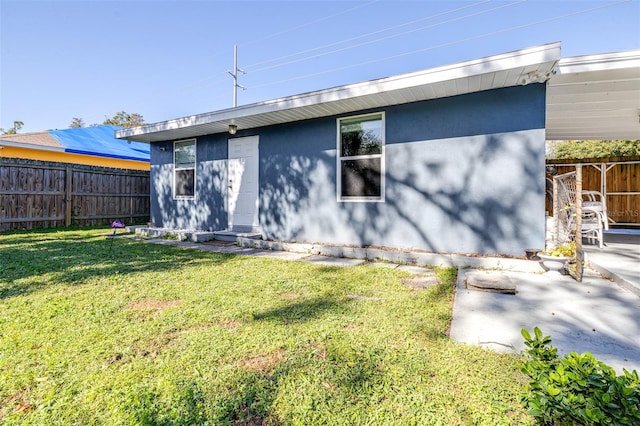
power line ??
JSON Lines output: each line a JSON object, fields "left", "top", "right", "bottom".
{"left": 156, "top": 0, "right": 520, "bottom": 101}
{"left": 156, "top": 1, "right": 494, "bottom": 100}
{"left": 246, "top": 0, "right": 527, "bottom": 74}
{"left": 243, "top": 0, "right": 491, "bottom": 71}
{"left": 238, "top": 0, "right": 381, "bottom": 47}
{"left": 249, "top": 0, "right": 631, "bottom": 91}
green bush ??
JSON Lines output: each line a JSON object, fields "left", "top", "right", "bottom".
{"left": 520, "top": 327, "right": 640, "bottom": 425}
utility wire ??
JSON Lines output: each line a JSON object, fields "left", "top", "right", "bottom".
{"left": 242, "top": 0, "right": 491, "bottom": 70}
{"left": 153, "top": 0, "right": 492, "bottom": 96}
{"left": 246, "top": 0, "right": 527, "bottom": 74}
{"left": 144, "top": 1, "right": 381, "bottom": 98}
{"left": 239, "top": 0, "right": 381, "bottom": 46}
{"left": 249, "top": 0, "right": 631, "bottom": 91}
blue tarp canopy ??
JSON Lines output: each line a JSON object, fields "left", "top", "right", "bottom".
{"left": 49, "top": 125, "right": 150, "bottom": 162}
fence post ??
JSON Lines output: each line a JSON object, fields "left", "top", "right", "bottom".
{"left": 65, "top": 166, "right": 72, "bottom": 226}
{"left": 552, "top": 177, "right": 559, "bottom": 248}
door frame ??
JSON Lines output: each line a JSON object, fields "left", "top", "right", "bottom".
{"left": 227, "top": 135, "right": 260, "bottom": 232}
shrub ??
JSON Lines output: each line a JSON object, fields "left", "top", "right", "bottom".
{"left": 542, "top": 241, "right": 576, "bottom": 258}
{"left": 520, "top": 327, "right": 640, "bottom": 425}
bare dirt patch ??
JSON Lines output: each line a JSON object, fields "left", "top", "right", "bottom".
{"left": 238, "top": 350, "right": 287, "bottom": 374}
{"left": 401, "top": 274, "right": 440, "bottom": 291}
{"left": 218, "top": 318, "right": 243, "bottom": 330}
{"left": 278, "top": 291, "right": 301, "bottom": 301}
{"left": 307, "top": 341, "right": 328, "bottom": 360}
{"left": 127, "top": 299, "right": 184, "bottom": 310}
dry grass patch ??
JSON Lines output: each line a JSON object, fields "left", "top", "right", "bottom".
{"left": 218, "top": 318, "right": 243, "bottom": 330}
{"left": 126, "top": 299, "right": 184, "bottom": 310}
{"left": 238, "top": 350, "right": 287, "bottom": 374}
{"left": 0, "top": 392, "right": 32, "bottom": 420}
{"left": 278, "top": 291, "right": 301, "bottom": 301}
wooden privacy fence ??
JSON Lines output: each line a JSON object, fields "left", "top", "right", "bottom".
{"left": 546, "top": 156, "right": 640, "bottom": 226}
{"left": 0, "top": 158, "right": 149, "bottom": 232}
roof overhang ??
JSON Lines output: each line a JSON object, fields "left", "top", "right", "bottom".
{"left": 0, "top": 140, "right": 65, "bottom": 152}
{"left": 546, "top": 49, "right": 640, "bottom": 140}
{"left": 117, "top": 43, "right": 561, "bottom": 143}
{"left": 0, "top": 131, "right": 65, "bottom": 152}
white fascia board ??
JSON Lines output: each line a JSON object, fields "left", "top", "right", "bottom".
{"left": 556, "top": 49, "right": 640, "bottom": 74}
{"left": 116, "top": 42, "right": 561, "bottom": 141}
{"left": 0, "top": 140, "right": 65, "bottom": 152}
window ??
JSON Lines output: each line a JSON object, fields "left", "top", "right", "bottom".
{"left": 337, "top": 113, "right": 384, "bottom": 201}
{"left": 174, "top": 139, "right": 196, "bottom": 198}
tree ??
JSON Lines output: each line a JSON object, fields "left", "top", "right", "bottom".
{"left": 69, "top": 117, "right": 85, "bottom": 128}
{"left": 0, "top": 120, "right": 24, "bottom": 134}
{"left": 102, "top": 111, "right": 146, "bottom": 128}
{"left": 548, "top": 140, "right": 640, "bottom": 159}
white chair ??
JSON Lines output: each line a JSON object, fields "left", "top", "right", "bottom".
{"left": 582, "top": 190, "right": 609, "bottom": 230}
{"left": 581, "top": 209, "right": 604, "bottom": 248}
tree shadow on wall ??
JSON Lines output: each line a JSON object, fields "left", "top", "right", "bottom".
{"left": 258, "top": 133, "right": 544, "bottom": 255}
{"left": 152, "top": 161, "right": 227, "bottom": 231}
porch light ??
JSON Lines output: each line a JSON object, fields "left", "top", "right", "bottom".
{"left": 229, "top": 124, "right": 238, "bottom": 135}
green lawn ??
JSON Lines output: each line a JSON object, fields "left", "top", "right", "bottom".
{"left": 0, "top": 228, "right": 533, "bottom": 425}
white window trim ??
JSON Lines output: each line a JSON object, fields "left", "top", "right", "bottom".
{"left": 173, "top": 138, "right": 197, "bottom": 199}
{"left": 336, "top": 112, "right": 385, "bottom": 203}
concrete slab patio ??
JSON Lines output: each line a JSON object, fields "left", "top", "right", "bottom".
{"left": 583, "top": 230, "right": 640, "bottom": 297}
{"left": 450, "top": 268, "right": 640, "bottom": 374}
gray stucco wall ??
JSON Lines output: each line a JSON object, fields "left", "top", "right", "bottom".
{"left": 149, "top": 133, "right": 228, "bottom": 231}
{"left": 150, "top": 83, "right": 547, "bottom": 255}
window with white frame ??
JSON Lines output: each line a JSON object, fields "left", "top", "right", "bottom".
{"left": 337, "top": 113, "right": 384, "bottom": 201}
{"left": 174, "top": 139, "right": 196, "bottom": 198}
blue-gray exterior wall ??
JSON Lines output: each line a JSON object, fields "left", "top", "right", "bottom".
{"left": 150, "top": 83, "right": 547, "bottom": 255}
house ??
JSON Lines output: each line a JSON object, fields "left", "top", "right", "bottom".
{"left": 0, "top": 125, "right": 150, "bottom": 171}
{"left": 114, "top": 42, "right": 639, "bottom": 256}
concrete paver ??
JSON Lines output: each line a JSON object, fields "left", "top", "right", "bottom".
{"left": 299, "top": 255, "right": 366, "bottom": 267}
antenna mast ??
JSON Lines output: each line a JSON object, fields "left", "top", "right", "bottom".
{"left": 227, "top": 45, "right": 245, "bottom": 107}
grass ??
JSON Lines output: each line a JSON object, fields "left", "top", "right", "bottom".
{"left": 0, "top": 227, "right": 533, "bottom": 425}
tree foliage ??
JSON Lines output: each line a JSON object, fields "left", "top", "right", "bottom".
{"left": 69, "top": 117, "right": 85, "bottom": 128}
{"left": 102, "top": 111, "right": 146, "bottom": 128}
{"left": 549, "top": 140, "right": 640, "bottom": 159}
{"left": 0, "top": 120, "right": 24, "bottom": 135}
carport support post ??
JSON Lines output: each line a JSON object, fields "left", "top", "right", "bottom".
{"left": 575, "top": 164, "right": 583, "bottom": 282}
{"left": 552, "top": 177, "right": 559, "bottom": 247}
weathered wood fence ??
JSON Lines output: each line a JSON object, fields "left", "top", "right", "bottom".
{"left": 547, "top": 156, "right": 640, "bottom": 226}
{"left": 0, "top": 158, "right": 149, "bottom": 232}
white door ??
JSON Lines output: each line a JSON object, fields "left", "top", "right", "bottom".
{"left": 228, "top": 136, "right": 259, "bottom": 231}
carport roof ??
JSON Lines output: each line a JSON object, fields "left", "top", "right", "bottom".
{"left": 115, "top": 43, "right": 640, "bottom": 143}
{"left": 546, "top": 49, "right": 640, "bottom": 141}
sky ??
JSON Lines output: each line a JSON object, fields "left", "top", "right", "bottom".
{"left": 1, "top": 0, "right": 639, "bottom": 133}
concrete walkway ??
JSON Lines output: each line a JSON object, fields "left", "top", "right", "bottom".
{"left": 141, "top": 236, "right": 640, "bottom": 374}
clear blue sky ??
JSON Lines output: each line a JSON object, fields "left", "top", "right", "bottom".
{"left": 1, "top": 0, "right": 639, "bottom": 133}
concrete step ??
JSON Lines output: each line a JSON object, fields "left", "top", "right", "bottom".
{"left": 213, "top": 230, "right": 263, "bottom": 242}
{"left": 135, "top": 227, "right": 216, "bottom": 243}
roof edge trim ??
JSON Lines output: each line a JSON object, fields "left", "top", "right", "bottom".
{"left": 0, "top": 140, "right": 65, "bottom": 152}
{"left": 557, "top": 49, "right": 640, "bottom": 74}
{"left": 116, "top": 42, "right": 561, "bottom": 141}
